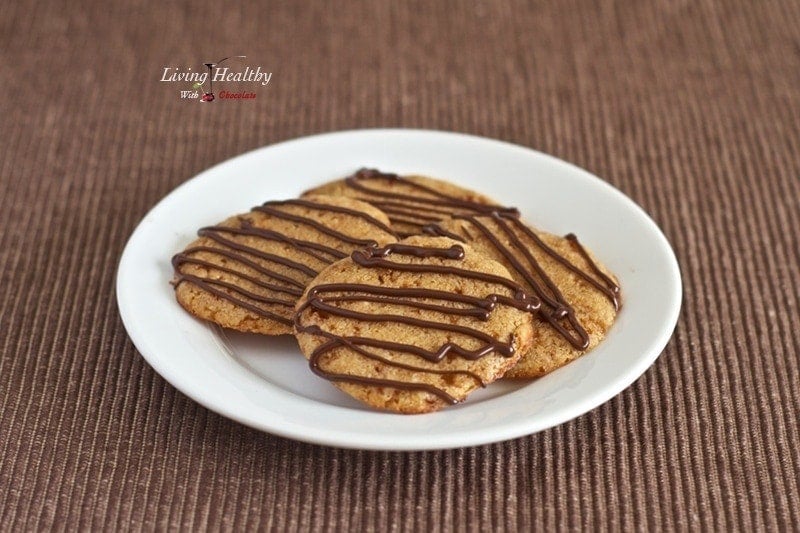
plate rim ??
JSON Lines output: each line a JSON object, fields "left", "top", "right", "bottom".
{"left": 116, "top": 128, "right": 682, "bottom": 450}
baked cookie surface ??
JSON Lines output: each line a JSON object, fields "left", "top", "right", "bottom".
{"left": 433, "top": 213, "right": 620, "bottom": 378}
{"left": 172, "top": 195, "right": 397, "bottom": 335}
{"left": 293, "top": 236, "right": 536, "bottom": 413}
{"left": 303, "top": 168, "right": 516, "bottom": 237}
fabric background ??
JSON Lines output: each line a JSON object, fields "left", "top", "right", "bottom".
{"left": 1, "top": 0, "right": 798, "bottom": 530}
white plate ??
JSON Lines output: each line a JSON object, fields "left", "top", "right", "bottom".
{"left": 117, "top": 129, "right": 681, "bottom": 450}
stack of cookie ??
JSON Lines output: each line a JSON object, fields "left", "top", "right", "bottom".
{"left": 172, "top": 169, "right": 620, "bottom": 414}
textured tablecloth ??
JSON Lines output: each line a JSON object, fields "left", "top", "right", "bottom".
{"left": 2, "top": 0, "right": 799, "bottom": 530}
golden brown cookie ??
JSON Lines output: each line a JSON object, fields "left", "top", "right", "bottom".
{"left": 303, "top": 168, "right": 516, "bottom": 237}
{"left": 432, "top": 213, "right": 620, "bottom": 378}
{"left": 293, "top": 235, "right": 536, "bottom": 414}
{"left": 171, "top": 195, "right": 398, "bottom": 335}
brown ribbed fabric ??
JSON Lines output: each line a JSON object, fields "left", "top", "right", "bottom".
{"left": 1, "top": 0, "right": 799, "bottom": 530}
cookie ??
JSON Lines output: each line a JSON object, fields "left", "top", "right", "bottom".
{"left": 303, "top": 168, "right": 517, "bottom": 237}
{"left": 430, "top": 212, "right": 620, "bottom": 378}
{"left": 293, "top": 235, "right": 537, "bottom": 413}
{"left": 171, "top": 195, "right": 398, "bottom": 335}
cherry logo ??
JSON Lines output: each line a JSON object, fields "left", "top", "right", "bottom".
{"left": 194, "top": 56, "right": 246, "bottom": 103}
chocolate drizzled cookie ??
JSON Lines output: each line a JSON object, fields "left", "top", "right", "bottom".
{"left": 429, "top": 212, "right": 620, "bottom": 377}
{"left": 294, "top": 236, "right": 537, "bottom": 413}
{"left": 303, "top": 168, "right": 518, "bottom": 237}
{"left": 171, "top": 195, "right": 398, "bottom": 335}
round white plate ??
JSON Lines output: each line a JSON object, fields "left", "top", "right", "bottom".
{"left": 117, "top": 129, "right": 681, "bottom": 450}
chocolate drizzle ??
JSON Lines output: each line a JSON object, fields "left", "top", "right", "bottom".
{"left": 340, "top": 168, "right": 519, "bottom": 237}
{"left": 171, "top": 199, "right": 397, "bottom": 326}
{"left": 425, "top": 212, "right": 621, "bottom": 350}
{"left": 294, "top": 242, "right": 540, "bottom": 404}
